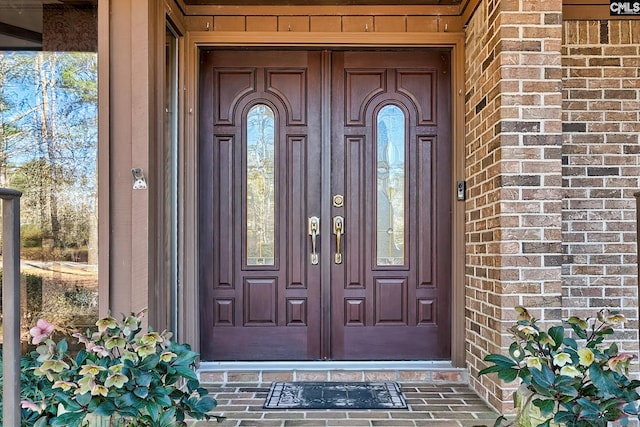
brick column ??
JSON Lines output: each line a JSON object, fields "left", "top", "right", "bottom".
{"left": 465, "top": 0, "right": 564, "bottom": 411}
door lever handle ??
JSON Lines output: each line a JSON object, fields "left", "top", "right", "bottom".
{"left": 308, "top": 216, "right": 320, "bottom": 265}
{"left": 333, "top": 215, "right": 344, "bottom": 264}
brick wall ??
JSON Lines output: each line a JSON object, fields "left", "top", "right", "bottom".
{"left": 465, "top": 0, "right": 502, "bottom": 409}
{"left": 465, "top": 0, "right": 564, "bottom": 411}
{"left": 562, "top": 20, "right": 640, "bottom": 348}
{"left": 467, "top": 13, "right": 640, "bottom": 412}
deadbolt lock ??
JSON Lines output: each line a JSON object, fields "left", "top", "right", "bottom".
{"left": 333, "top": 194, "right": 344, "bottom": 208}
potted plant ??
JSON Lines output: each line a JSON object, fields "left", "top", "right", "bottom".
{"left": 12, "top": 310, "right": 223, "bottom": 427}
{"left": 479, "top": 307, "right": 640, "bottom": 427}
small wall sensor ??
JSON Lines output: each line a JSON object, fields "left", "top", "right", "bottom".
{"left": 132, "top": 168, "right": 147, "bottom": 190}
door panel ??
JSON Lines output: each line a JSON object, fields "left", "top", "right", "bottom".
{"left": 330, "top": 51, "right": 451, "bottom": 360}
{"left": 199, "top": 49, "right": 451, "bottom": 361}
{"left": 199, "top": 50, "right": 322, "bottom": 360}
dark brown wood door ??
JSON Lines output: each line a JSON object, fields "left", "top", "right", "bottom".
{"left": 199, "top": 50, "right": 323, "bottom": 360}
{"left": 329, "top": 51, "right": 451, "bottom": 359}
{"left": 199, "top": 49, "right": 451, "bottom": 361}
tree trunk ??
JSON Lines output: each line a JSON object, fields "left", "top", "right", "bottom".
{"left": 36, "top": 53, "right": 62, "bottom": 248}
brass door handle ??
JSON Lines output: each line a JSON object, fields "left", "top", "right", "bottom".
{"left": 333, "top": 215, "right": 344, "bottom": 264}
{"left": 308, "top": 216, "right": 320, "bottom": 265}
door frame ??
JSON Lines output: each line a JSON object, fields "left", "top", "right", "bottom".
{"left": 181, "top": 31, "right": 466, "bottom": 367}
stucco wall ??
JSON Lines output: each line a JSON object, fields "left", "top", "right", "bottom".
{"left": 561, "top": 20, "right": 640, "bottom": 349}
{"left": 465, "top": 0, "right": 564, "bottom": 412}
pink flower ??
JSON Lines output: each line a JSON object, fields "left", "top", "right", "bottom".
{"left": 21, "top": 400, "right": 45, "bottom": 414}
{"left": 90, "top": 345, "right": 110, "bottom": 357}
{"left": 608, "top": 353, "right": 635, "bottom": 375}
{"left": 29, "top": 319, "right": 55, "bottom": 344}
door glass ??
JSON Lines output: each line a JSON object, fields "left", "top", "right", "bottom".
{"left": 246, "top": 104, "right": 275, "bottom": 266}
{"left": 376, "top": 105, "right": 405, "bottom": 266}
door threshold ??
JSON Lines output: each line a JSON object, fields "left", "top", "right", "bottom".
{"left": 198, "top": 361, "right": 468, "bottom": 384}
{"left": 199, "top": 360, "right": 455, "bottom": 371}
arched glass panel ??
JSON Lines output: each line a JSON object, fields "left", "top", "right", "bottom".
{"left": 246, "top": 104, "right": 275, "bottom": 266}
{"left": 376, "top": 105, "right": 405, "bottom": 266}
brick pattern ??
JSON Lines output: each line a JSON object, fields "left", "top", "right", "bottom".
{"left": 561, "top": 20, "right": 640, "bottom": 345}
{"left": 465, "top": 0, "right": 564, "bottom": 412}
{"left": 464, "top": 0, "right": 500, "bottom": 409}
{"left": 196, "top": 383, "right": 498, "bottom": 427}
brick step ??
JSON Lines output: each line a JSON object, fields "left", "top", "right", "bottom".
{"left": 198, "top": 361, "right": 468, "bottom": 385}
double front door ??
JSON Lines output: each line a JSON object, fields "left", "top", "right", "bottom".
{"left": 199, "top": 49, "right": 451, "bottom": 361}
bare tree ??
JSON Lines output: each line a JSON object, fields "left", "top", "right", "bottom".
{"left": 1, "top": 52, "right": 97, "bottom": 255}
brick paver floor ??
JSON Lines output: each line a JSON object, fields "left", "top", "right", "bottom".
{"left": 195, "top": 383, "right": 500, "bottom": 427}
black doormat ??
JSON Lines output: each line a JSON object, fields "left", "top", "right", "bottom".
{"left": 263, "top": 381, "right": 407, "bottom": 410}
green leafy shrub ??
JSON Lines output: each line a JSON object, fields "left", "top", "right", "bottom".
{"left": 3, "top": 310, "right": 223, "bottom": 427}
{"left": 25, "top": 274, "right": 43, "bottom": 314}
{"left": 480, "top": 307, "right": 640, "bottom": 427}
{"left": 21, "top": 224, "right": 45, "bottom": 248}
{"left": 0, "top": 272, "right": 43, "bottom": 319}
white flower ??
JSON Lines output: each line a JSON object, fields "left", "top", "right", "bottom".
{"left": 560, "top": 365, "right": 582, "bottom": 378}
{"left": 525, "top": 357, "right": 543, "bottom": 371}
{"left": 578, "top": 348, "right": 595, "bottom": 367}
{"left": 553, "top": 352, "right": 572, "bottom": 367}
{"left": 517, "top": 325, "right": 539, "bottom": 337}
